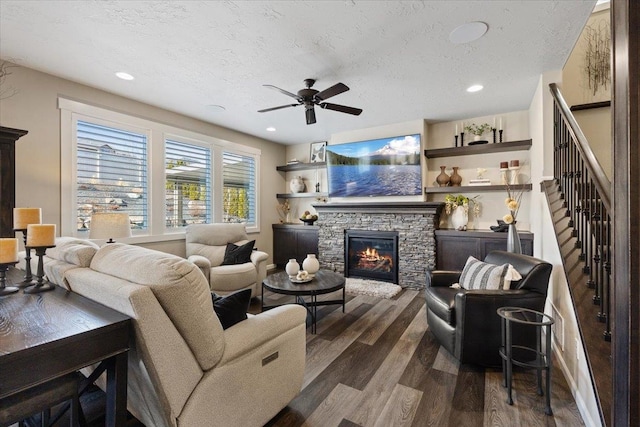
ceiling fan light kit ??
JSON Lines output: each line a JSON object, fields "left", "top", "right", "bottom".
{"left": 258, "top": 78, "right": 362, "bottom": 125}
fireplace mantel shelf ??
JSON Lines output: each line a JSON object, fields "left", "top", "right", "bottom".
{"left": 313, "top": 201, "right": 444, "bottom": 215}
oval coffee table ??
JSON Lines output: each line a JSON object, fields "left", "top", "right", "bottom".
{"left": 261, "top": 269, "right": 345, "bottom": 334}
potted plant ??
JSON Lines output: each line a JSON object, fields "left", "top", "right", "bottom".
{"left": 444, "top": 194, "right": 481, "bottom": 230}
{"left": 464, "top": 123, "right": 492, "bottom": 141}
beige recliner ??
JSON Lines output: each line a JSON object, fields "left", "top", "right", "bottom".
{"left": 185, "top": 223, "right": 268, "bottom": 297}
{"left": 65, "top": 243, "right": 306, "bottom": 427}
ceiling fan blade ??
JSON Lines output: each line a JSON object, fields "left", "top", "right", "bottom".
{"left": 263, "top": 84, "right": 301, "bottom": 100}
{"left": 257, "top": 104, "right": 299, "bottom": 113}
{"left": 320, "top": 102, "right": 363, "bottom": 116}
{"left": 306, "top": 107, "right": 317, "bottom": 125}
{"left": 314, "top": 82, "right": 349, "bottom": 101}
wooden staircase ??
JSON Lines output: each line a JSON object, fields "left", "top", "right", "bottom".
{"left": 544, "top": 84, "right": 613, "bottom": 426}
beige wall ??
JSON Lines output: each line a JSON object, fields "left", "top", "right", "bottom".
{"left": 0, "top": 65, "right": 286, "bottom": 260}
{"left": 562, "top": 8, "right": 612, "bottom": 179}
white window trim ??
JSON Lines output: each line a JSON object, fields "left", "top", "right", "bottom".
{"left": 59, "top": 97, "right": 261, "bottom": 242}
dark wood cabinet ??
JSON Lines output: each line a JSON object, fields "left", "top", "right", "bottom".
{"left": 0, "top": 126, "right": 28, "bottom": 237}
{"left": 435, "top": 229, "right": 533, "bottom": 270}
{"left": 272, "top": 224, "right": 319, "bottom": 266}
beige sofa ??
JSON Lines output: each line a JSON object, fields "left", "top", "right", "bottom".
{"left": 185, "top": 223, "right": 268, "bottom": 297}
{"left": 33, "top": 242, "right": 306, "bottom": 427}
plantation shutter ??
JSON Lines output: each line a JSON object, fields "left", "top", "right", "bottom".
{"left": 76, "top": 120, "right": 147, "bottom": 232}
{"left": 165, "top": 139, "right": 211, "bottom": 229}
{"left": 222, "top": 151, "right": 256, "bottom": 227}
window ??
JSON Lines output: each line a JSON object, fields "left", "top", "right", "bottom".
{"left": 76, "top": 120, "right": 147, "bottom": 234}
{"left": 165, "top": 139, "right": 211, "bottom": 230}
{"left": 223, "top": 151, "right": 257, "bottom": 228}
{"left": 60, "top": 97, "right": 261, "bottom": 240}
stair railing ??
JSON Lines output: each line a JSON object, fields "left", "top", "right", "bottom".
{"left": 550, "top": 83, "right": 612, "bottom": 340}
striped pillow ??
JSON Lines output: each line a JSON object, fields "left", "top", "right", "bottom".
{"left": 459, "top": 256, "right": 510, "bottom": 290}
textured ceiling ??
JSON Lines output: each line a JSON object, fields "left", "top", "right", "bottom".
{"left": 0, "top": 1, "right": 595, "bottom": 145}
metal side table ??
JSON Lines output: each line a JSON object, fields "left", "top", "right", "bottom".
{"left": 497, "top": 306, "right": 555, "bottom": 415}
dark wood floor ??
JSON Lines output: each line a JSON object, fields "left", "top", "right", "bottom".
{"left": 43, "top": 287, "right": 584, "bottom": 427}
{"left": 253, "top": 288, "right": 585, "bottom": 427}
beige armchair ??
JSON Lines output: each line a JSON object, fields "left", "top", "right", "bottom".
{"left": 66, "top": 243, "right": 306, "bottom": 427}
{"left": 185, "top": 223, "right": 268, "bottom": 297}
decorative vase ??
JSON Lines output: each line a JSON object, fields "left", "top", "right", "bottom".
{"left": 450, "top": 206, "right": 468, "bottom": 230}
{"left": 285, "top": 259, "right": 300, "bottom": 277}
{"left": 507, "top": 223, "right": 522, "bottom": 254}
{"left": 302, "top": 254, "right": 320, "bottom": 275}
{"left": 474, "top": 134, "right": 482, "bottom": 141}
{"left": 450, "top": 167, "right": 462, "bottom": 186}
{"left": 436, "top": 166, "right": 450, "bottom": 187}
{"left": 290, "top": 176, "right": 305, "bottom": 193}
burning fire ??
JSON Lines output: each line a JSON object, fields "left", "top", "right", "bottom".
{"left": 352, "top": 245, "right": 394, "bottom": 273}
{"left": 362, "top": 247, "right": 380, "bottom": 261}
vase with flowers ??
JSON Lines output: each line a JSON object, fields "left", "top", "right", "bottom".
{"left": 502, "top": 169, "right": 526, "bottom": 253}
{"left": 277, "top": 199, "right": 291, "bottom": 224}
{"left": 464, "top": 123, "right": 492, "bottom": 143}
{"left": 444, "top": 194, "right": 481, "bottom": 231}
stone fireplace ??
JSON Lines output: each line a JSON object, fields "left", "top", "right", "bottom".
{"left": 314, "top": 202, "right": 443, "bottom": 288}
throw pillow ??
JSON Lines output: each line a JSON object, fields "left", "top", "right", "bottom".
{"left": 503, "top": 264, "right": 523, "bottom": 290}
{"left": 459, "top": 256, "right": 510, "bottom": 290}
{"left": 221, "top": 240, "right": 255, "bottom": 265}
{"left": 211, "top": 289, "right": 251, "bottom": 329}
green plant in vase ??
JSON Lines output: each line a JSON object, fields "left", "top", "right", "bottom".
{"left": 464, "top": 123, "right": 492, "bottom": 142}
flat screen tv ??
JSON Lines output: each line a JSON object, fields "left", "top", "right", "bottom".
{"left": 326, "top": 134, "right": 422, "bottom": 197}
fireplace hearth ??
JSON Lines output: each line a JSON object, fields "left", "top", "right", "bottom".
{"left": 345, "top": 230, "right": 399, "bottom": 284}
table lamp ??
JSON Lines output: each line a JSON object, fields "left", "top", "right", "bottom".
{"left": 89, "top": 213, "right": 132, "bottom": 243}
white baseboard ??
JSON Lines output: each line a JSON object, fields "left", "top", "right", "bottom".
{"left": 552, "top": 342, "right": 601, "bottom": 427}
{"left": 267, "top": 263, "right": 277, "bottom": 271}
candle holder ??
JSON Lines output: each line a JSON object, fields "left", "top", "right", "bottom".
{"left": 23, "top": 245, "right": 56, "bottom": 294}
{"left": 454, "top": 135, "right": 459, "bottom": 147}
{"left": 13, "top": 228, "right": 34, "bottom": 287}
{"left": 0, "top": 261, "right": 19, "bottom": 296}
{"left": 460, "top": 132, "right": 465, "bottom": 147}
{"left": 492, "top": 128, "right": 497, "bottom": 144}
{"left": 499, "top": 129, "right": 504, "bottom": 143}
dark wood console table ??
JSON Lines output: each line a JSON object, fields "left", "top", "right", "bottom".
{"left": 436, "top": 229, "right": 534, "bottom": 270}
{"left": 0, "top": 269, "right": 131, "bottom": 426}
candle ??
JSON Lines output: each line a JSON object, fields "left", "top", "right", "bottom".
{"left": 461, "top": 122, "right": 465, "bottom": 132}
{"left": 26, "top": 224, "right": 56, "bottom": 247}
{"left": 0, "top": 238, "right": 18, "bottom": 263}
{"left": 14, "top": 208, "right": 42, "bottom": 229}
{"left": 493, "top": 117, "right": 496, "bottom": 129}
{"left": 455, "top": 124, "right": 458, "bottom": 135}
{"left": 500, "top": 162, "right": 509, "bottom": 169}
{"left": 510, "top": 159, "right": 520, "bottom": 167}
{"left": 499, "top": 117, "right": 503, "bottom": 130}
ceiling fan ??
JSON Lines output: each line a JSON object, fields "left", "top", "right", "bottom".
{"left": 258, "top": 78, "right": 363, "bottom": 125}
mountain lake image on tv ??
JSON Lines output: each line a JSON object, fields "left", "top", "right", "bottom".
{"left": 327, "top": 134, "right": 422, "bottom": 197}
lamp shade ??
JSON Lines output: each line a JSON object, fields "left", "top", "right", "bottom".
{"left": 89, "top": 213, "right": 132, "bottom": 242}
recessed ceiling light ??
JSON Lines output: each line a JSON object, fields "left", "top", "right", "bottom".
{"left": 207, "top": 104, "right": 226, "bottom": 113}
{"left": 115, "top": 72, "right": 134, "bottom": 81}
{"left": 449, "top": 22, "right": 488, "bottom": 44}
{"left": 467, "top": 84, "right": 484, "bottom": 93}
{"left": 266, "top": 127, "right": 276, "bottom": 132}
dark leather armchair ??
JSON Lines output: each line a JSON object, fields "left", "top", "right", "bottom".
{"left": 425, "top": 250, "right": 552, "bottom": 366}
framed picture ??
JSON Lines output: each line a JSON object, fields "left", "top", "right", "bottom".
{"left": 309, "top": 141, "right": 327, "bottom": 163}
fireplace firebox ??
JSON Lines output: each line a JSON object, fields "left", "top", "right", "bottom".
{"left": 345, "top": 230, "right": 399, "bottom": 284}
